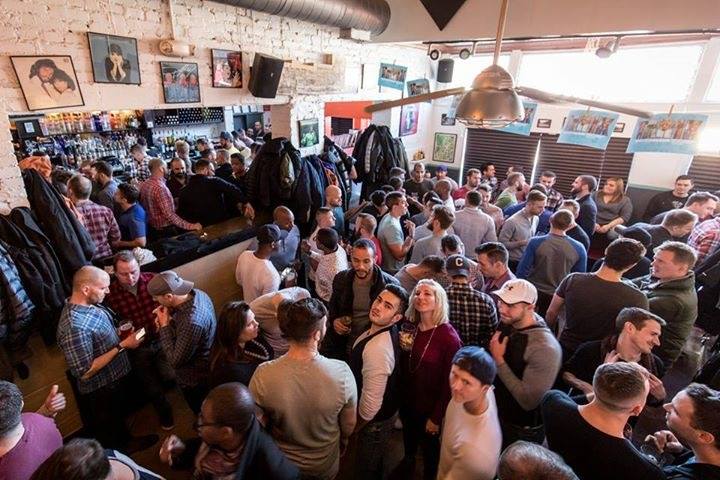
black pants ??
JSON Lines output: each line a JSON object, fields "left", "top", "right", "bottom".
{"left": 83, "top": 376, "right": 132, "bottom": 449}
{"left": 181, "top": 384, "right": 209, "bottom": 415}
{"left": 129, "top": 340, "right": 175, "bottom": 421}
{"left": 400, "top": 407, "right": 441, "bottom": 480}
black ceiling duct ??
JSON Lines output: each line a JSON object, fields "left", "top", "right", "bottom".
{"left": 212, "top": 0, "right": 391, "bottom": 35}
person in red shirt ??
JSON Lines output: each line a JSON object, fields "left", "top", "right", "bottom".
{"left": 452, "top": 168, "right": 481, "bottom": 201}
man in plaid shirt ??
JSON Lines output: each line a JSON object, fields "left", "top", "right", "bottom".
{"left": 139, "top": 158, "right": 201, "bottom": 239}
{"left": 689, "top": 216, "right": 720, "bottom": 265}
{"left": 57, "top": 266, "right": 157, "bottom": 452}
{"left": 446, "top": 255, "right": 498, "bottom": 349}
{"left": 68, "top": 174, "right": 120, "bottom": 260}
{"left": 538, "top": 171, "right": 564, "bottom": 211}
{"left": 149, "top": 270, "right": 216, "bottom": 414}
{"left": 105, "top": 251, "right": 175, "bottom": 429}
{"left": 127, "top": 143, "right": 151, "bottom": 183}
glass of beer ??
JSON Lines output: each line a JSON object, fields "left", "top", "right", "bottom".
{"left": 399, "top": 323, "right": 416, "bottom": 352}
{"left": 118, "top": 321, "right": 134, "bottom": 341}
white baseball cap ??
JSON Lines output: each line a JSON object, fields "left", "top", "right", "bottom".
{"left": 493, "top": 279, "right": 538, "bottom": 305}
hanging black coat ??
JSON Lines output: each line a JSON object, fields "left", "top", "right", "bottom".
{"left": 22, "top": 169, "right": 94, "bottom": 279}
{"left": 323, "top": 136, "right": 355, "bottom": 209}
{"left": 353, "top": 124, "right": 410, "bottom": 199}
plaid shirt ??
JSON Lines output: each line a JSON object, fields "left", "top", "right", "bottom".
{"left": 139, "top": 176, "right": 195, "bottom": 230}
{"left": 545, "top": 188, "right": 564, "bottom": 211}
{"left": 57, "top": 302, "right": 131, "bottom": 394}
{"left": 447, "top": 282, "right": 498, "bottom": 349}
{"left": 689, "top": 217, "right": 720, "bottom": 265}
{"left": 126, "top": 157, "right": 151, "bottom": 183}
{"left": 106, "top": 273, "right": 158, "bottom": 334}
{"left": 158, "top": 289, "right": 216, "bottom": 387}
{"left": 75, "top": 200, "right": 120, "bottom": 259}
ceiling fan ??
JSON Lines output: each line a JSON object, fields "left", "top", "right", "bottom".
{"left": 365, "top": 0, "right": 653, "bottom": 126}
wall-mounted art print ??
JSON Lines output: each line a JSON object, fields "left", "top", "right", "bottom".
{"left": 497, "top": 101, "right": 537, "bottom": 136}
{"left": 160, "top": 62, "right": 201, "bottom": 104}
{"left": 406, "top": 78, "right": 430, "bottom": 98}
{"left": 614, "top": 122, "right": 625, "bottom": 134}
{"left": 536, "top": 118, "right": 552, "bottom": 129}
{"left": 299, "top": 118, "right": 320, "bottom": 148}
{"left": 399, "top": 104, "right": 419, "bottom": 137}
{"left": 378, "top": 63, "right": 407, "bottom": 90}
{"left": 627, "top": 113, "right": 708, "bottom": 155}
{"left": 558, "top": 109, "right": 618, "bottom": 150}
{"left": 441, "top": 113, "right": 456, "bottom": 126}
{"left": 211, "top": 49, "right": 243, "bottom": 88}
{"left": 11, "top": 55, "right": 85, "bottom": 111}
{"left": 432, "top": 132, "right": 457, "bottom": 163}
{"left": 87, "top": 32, "right": 141, "bottom": 84}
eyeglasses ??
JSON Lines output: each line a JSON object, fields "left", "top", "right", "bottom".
{"left": 193, "top": 419, "right": 224, "bottom": 430}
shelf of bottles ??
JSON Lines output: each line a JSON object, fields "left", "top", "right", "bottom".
{"left": 41, "top": 110, "right": 142, "bottom": 135}
{"left": 151, "top": 107, "right": 225, "bottom": 127}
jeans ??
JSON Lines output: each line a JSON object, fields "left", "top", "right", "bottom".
{"left": 400, "top": 407, "right": 441, "bottom": 480}
{"left": 129, "top": 340, "right": 175, "bottom": 422}
{"left": 355, "top": 415, "right": 397, "bottom": 479}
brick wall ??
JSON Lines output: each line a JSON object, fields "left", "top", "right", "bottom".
{"left": 0, "top": 0, "right": 430, "bottom": 212}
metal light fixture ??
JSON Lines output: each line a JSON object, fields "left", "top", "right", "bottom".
{"left": 596, "top": 37, "right": 620, "bottom": 58}
{"left": 429, "top": 49, "right": 440, "bottom": 60}
{"left": 459, "top": 48, "right": 472, "bottom": 59}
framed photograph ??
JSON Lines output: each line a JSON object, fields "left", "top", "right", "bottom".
{"left": 440, "top": 113, "right": 456, "bottom": 126}
{"left": 537, "top": 118, "right": 552, "bottom": 129}
{"left": 406, "top": 78, "right": 430, "bottom": 98}
{"left": 211, "top": 49, "right": 242, "bottom": 88}
{"left": 87, "top": 32, "right": 141, "bottom": 84}
{"left": 378, "top": 62, "right": 407, "bottom": 90}
{"left": 399, "top": 104, "right": 419, "bottom": 137}
{"left": 160, "top": 62, "right": 200, "bottom": 104}
{"left": 298, "top": 118, "right": 320, "bottom": 148}
{"left": 558, "top": 109, "right": 619, "bottom": 150}
{"left": 614, "top": 122, "right": 625, "bottom": 133}
{"left": 432, "top": 132, "right": 457, "bottom": 163}
{"left": 10, "top": 55, "right": 85, "bottom": 111}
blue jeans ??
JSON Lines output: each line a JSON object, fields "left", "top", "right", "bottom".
{"left": 355, "top": 415, "right": 397, "bottom": 479}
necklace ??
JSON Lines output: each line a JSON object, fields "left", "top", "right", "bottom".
{"left": 243, "top": 340, "right": 270, "bottom": 362}
{"left": 409, "top": 322, "right": 438, "bottom": 374}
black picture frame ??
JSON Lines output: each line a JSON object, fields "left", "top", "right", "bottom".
{"left": 298, "top": 118, "right": 320, "bottom": 148}
{"left": 432, "top": 132, "right": 458, "bottom": 163}
{"left": 536, "top": 118, "right": 552, "bottom": 128}
{"left": 160, "top": 61, "right": 201, "bottom": 104}
{"left": 10, "top": 55, "right": 85, "bottom": 111}
{"left": 211, "top": 49, "right": 243, "bottom": 88}
{"left": 441, "top": 113, "right": 456, "bottom": 126}
{"left": 614, "top": 122, "right": 625, "bottom": 133}
{"left": 87, "top": 32, "right": 141, "bottom": 85}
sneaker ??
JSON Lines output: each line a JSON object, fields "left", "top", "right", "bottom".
{"left": 124, "top": 434, "right": 159, "bottom": 454}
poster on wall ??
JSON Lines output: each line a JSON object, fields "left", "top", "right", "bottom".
{"left": 627, "top": 113, "right": 708, "bottom": 155}
{"left": 557, "top": 109, "right": 618, "bottom": 150}
{"left": 406, "top": 78, "right": 430, "bottom": 99}
{"left": 299, "top": 118, "right": 320, "bottom": 147}
{"left": 441, "top": 113, "right": 456, "bottom": 126}
{"left": 433, "top": 132, "right": 457, "bottom": 163}
{"left": 87, "top": 32, "right": 141, "bottom": 84}
{"left": 378, "top": 63, "right": 407, "bottom": 90}
{"left": 211, "top": 49, "right": 242, "bottom": 88}
{"left": 160, "top": 62, "right": 201, "bottom": 104}
{"left": 444, "top": 94, "right": 462, "bottom": 123}
{"left": 497, "top": 101, "right": 538, "bottom": 136}
{"left": 11, "top": 56, "right": 85, "bottom": 111}
{"left": 399, "top": 104, "right": 419, "bottom": 137}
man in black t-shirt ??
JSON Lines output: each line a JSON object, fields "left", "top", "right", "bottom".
{"left": 542, "top": 362, "right": 665, "bottom": 480}
{"left": 643, "top": 175, "right": 694, "bottom": 222}
{"left": 646, "top": 383, "right": 720, "bottom": 480}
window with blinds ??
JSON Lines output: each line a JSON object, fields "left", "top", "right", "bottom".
{"left": 599, "top": 137, "right": 634, "bottom": 185}
{"left": 463, "top": 129, "right": 541, "bottom": 181}
{"left": 537, "top": 134, "right": 603, "bottom": 197}
{"left": 688, "top": 155, "right": 720, "bottom": 192}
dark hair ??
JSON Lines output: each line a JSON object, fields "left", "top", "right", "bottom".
{"left": 112, "top": 250, "right": 136, "bottom": 268}
{"left": 603, "top": 238, "right": 645, "bottom": 271}
{"left": 385, "top": 191, "right": 405, "bottom": 209}
{"left": 578, "top": 175, "right": 598, "bottom": 192}
{"left": 195, "top": 159, "right": 212, "bottom": 171}
{"left": 412, "top": 162, "right": 425, "bottom": 172}
{"left": 29, "top": 438, "right": 110, "bottom": 480}
{"left": 136, "top": 137, "right": 147, "bottom": 147}
{"left": 422, "top": 190, "right": 440, "bottom": 204}
{"left": 204, "top": 382, "right": 255, "bottom": 435}
{"left": 480, "top": 162, "right": 495, "bottom": 175}
{"left": 280, "top": 298, "right": 328, "bottom": 343}
{"left": 51, "top": 69, "right": 76, "bottom": 90}
{"left": 389, "top": 176, "right": 403, "bottom": 190}
{"left": 675, "top": 175, "right": 693, "bottom": 183}
{"left": 315, "top": 207, "right": 332, "bottom": 219}
{"left": 466, "top": 190, "right": 481, "bottom": 207}
{"left": 540, "top": 171, "right": 556, "bottom": 179}
{"left": 498, "top": 441, "right": 579, "bottom": 480}
{"left": 615, "top": 306, "right": 666, "bottom": 332}
{"left": 663, "top": 209, "right": 698, "bottom": 228}
{"left": 526, "top": 190, "right": 547, "bottom": 203}
{"left": 380, "top": 185, "right": 394, "bottom": 193}
{"left": 441, "top": 234, "right": 463, "bottom": 254}
{"left": 197, "top": 137, "right": 209, "bottom": 146}
{"left": 431, "top": 205, "right": 455, "bottom": 230}
{"left": 382, "top": 284, "right": 410, "bottom": 315}
{"left": 91, "top": 161, "right": 113, "bottom": 178}
{"left": 475, "top": 242, "right": 509, "bottom": 265}
{"left": 452, "top": 347, "right": 497, "bottom": 385}
{"left": 200, "top": 149, "right": 214, "bottom": 159}
{"left": 593, "top": 362, "right": 648, "bottom": 412}
{"left": 211, "top": 302, "right": 253, "bottom": 371}
{"left": 130, "top": 143, "right": 143, "bottom": 154}
{"left": 29, "top": 58, "right": 57, "bottom": 79}
{"left": 389, "top": 167, "right": 406, "bottom": 178}
{"left": 654, "top": 241, "right": 697, "bottom": 269}
{"left": 477, "top": 184, "right": 492, "bottom": 194}
{"left": 230, "top": 152, "right": 244, "bottom": 163}
{"left": 109, "top": 43, "right": 123, "bottom": 56}
{"left": 116, "top": 182, "right": 139, "bottom": 204}
{"left": 352, "top": 238, "right": 376, "bottom": 256}
{"left": 419, "top": 255, "right": 446, "bottom": 274}
{"left": 51, "top": 169, "right": 73, "bottom": 195}
{"left": 0, "top": 381, "right": 23, "bottom": 436}
{"left": 316, "top": 227, "right": 339, "bottom": 251}
{"left": 370, "top": 190, "right": 387, "bottom": 207}
{"left": 686, "top": 191, "right": 718, "bottom": 206}
{"left": 550, "top": 210, "right": 574, "bottom": 230}
{"left": 685, "top": 383, "right": 720, "bottom": 449}
{"left": 529, "top": 183, "right": 548, "bottom": 195}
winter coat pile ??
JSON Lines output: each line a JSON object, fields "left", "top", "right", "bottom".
{"left": 321, "top": 136, "right": 355, "bottom": 210}
{"left": 352, "top": 124, "right": 410, "bottom": 199}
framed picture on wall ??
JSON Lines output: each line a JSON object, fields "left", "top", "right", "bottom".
{"left": 378, "top": 63, "right": 407, "bottom": 90}
{"left": 211, "top": 49, "right": 242, "bottom": 88}
{"left": 432, "top": 132, "right": 457, "bottom": 163}
{"left": 614, "top": 122, "right": 625, "bottom": 133}
{"left": 399, "top": 104, "right": 419, "bottom": 137}
{"left": 10, "top": 55, "right": 85, "bottom": 111}
{"left": 160, "top": 62, "right": 201, "bottom": 104}
{"left": 440, "top": 113, "right": 456, "bottom": 126}
{"left": 87, "top": 32, "right": 141, "bottom": 84}
{"left": 406, "top": 78, "right": 430, "bottom": 98}
{"left": 299, "top": 118, "right": 320, "bottom": 147}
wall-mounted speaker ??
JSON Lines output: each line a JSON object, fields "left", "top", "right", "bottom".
{"left": 437, "top": 58, "right": 454, "bottom": 83}
{"left": 249, "top": 53, "right": 284, "bottom": 98}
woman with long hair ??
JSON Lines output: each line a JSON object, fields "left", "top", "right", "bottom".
{"left": 592, "top": 177, "right": 633, "bottom": 247}
{"left": 209, "top": 301, "right": 273, "bottom": 387}
{"left": 399, "top": 279, "right": 462, "bottom": 479}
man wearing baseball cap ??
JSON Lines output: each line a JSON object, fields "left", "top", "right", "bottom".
{"left": 149, "top": 270, "right": 216, "bottom": 414}
{"left": 487, "top": 279, "right": 561, "bottom": 447}
{"left": 446, "top": 255, "right": 497, "bottom": 349}
{"left": 236, "top": 224, "right": 281, "bottom": 303}
{"left": 430, "top": 165, "right": 458, "bottom": 191}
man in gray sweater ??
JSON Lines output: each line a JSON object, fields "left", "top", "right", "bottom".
{"left": 488, "top": 279, "right": 562, "bottom": 447}
{"left": 498, "top": 190, "right": 547, "bottom": 271}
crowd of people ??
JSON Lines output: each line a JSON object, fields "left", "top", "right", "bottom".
{"left": 2, "top": 142, "right": 720, "bottom": 480}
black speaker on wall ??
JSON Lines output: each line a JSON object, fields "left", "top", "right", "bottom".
{"left": 437, "top": 58, "right": 454, "bottom": 83}
{"left": 249, "top": 53, "right": 284, "bottom": 98}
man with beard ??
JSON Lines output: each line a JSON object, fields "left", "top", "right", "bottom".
{"left": 452, "top": 168, "right": 482, "bottom": 201}
{"left": 268, "top": 206, "right": 301, "bottom": 272}
{"left": 325, "top": 185, "right": 347, "bottom": 238}
{"left": 404, "top": 163, "right": 434, "bottom": 211}
{"left": 166, "top": 157, "right": 189, "bottom": 202}
{"left": 570, "top": 175, "right": 598, "bottom": 240}
{"left": 350, "top": 284, "right": 408, "bottom": 479}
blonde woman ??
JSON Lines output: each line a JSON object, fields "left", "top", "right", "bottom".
{"left": 592, "top": 177, "right": 633, "bottom": 243}
{"left": 399, "top": 279, "right": 462, "bottom": 479}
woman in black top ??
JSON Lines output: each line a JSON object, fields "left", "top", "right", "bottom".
{"left": 209, "top": 302, "right": 273, "bottom": 387}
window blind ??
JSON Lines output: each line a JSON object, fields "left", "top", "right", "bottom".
{"left": 688, "top": 155, "right": 720, "bottom": 192}
{"left": 463, "top": 129, "right": 541, "bottom": 181}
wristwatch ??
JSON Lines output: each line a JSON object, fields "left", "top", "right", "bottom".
{"left": 115, "top": 344, "right": 126, "bottom": 354}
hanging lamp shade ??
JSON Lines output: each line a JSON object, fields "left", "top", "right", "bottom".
{"left": 455, "top": 64, "right": 524, "bottom": 128}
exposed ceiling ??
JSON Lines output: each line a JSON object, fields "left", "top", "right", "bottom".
{"left": 373, "top": 0, "right": 720, "bottom": 43}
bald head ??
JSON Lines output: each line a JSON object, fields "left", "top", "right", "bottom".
{"left": 72, "top": 266, "right": 111, "bottom": 304}
{"left": 67, "top": 174, "right": 92, "bottom": 201}
{"left": 273, "top": 206, "right": 295, "bottom": 231}
{"left": 325, "top": 185, "right": 342, "bottom": 208}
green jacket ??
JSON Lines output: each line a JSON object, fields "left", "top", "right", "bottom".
{"left": 633, "top": 272, "right": 697, "bottom": 366}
